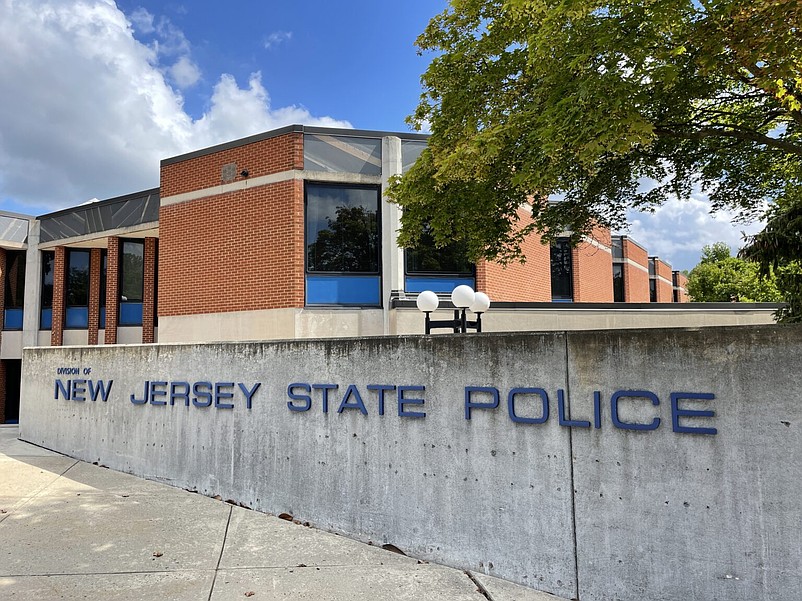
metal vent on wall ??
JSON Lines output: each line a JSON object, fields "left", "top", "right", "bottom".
{"left": 221, "top": 163, "right": 237, "bottom": 182}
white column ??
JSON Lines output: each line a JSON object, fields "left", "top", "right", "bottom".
{"left": 381, "top": 136, "right": 404, "bottom": 335}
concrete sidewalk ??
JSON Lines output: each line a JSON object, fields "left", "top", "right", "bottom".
{"left": 0, "top": 425, "right": 564, "bottom": 601}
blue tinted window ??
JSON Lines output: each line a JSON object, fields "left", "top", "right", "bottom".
{"left": 306, "top": 184, "right": 380, "bottom": 273}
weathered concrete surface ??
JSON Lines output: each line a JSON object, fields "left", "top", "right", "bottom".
{"left": 0, "top": 427, "right": 563, "bottom": 601}
{"left": 17, "top": 326, "right": 802, "bottom": 600}
{"left": 20, "top": 334, "right": 577, "bottom": 598}
{"left": 567, "top": 326, "right": 802, "bottom": 601}
{"left": 470, "top": 572, "right": 568, "bottom": 601}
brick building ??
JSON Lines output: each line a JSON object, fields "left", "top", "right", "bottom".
{"left": 0, "top": 125, "right": 774, "bottom": 422}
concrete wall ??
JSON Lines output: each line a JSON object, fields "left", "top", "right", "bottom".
{"left": 394, "top": 305, "right": 778, "bottom": 335}
{"left": 19, "top": 326, "right": 802, "bottom": 600}
{"left": 159, "top": 305, "right": 778, "bottom": 343}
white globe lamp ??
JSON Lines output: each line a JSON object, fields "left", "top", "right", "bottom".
{"left": 416, "top": 290, "right": 439, "bottom": 314}
{"left": 470, "top": 291, "right": 491, "bottom": 314}
{"left": 451, "top": 285, "right": 476, "bottom": 309}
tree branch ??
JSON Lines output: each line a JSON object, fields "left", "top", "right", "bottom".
{"left": 654, "top": 125, "right": 802, "bottom": 155}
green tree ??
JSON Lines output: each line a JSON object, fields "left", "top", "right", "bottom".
{"left": 388, "top": 0, "right": 802, "bottom": 263}
{"left": 687, "top": 243, "right": 783, "bottom": 303}
{"left": 700, "top": 242, "right": 732, "bottom": 264}
{"left": 740, "top": 201, "right": 802, "bottom": 321}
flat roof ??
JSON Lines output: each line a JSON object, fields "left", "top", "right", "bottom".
{"left": 161, "top": 124, "right": 430, "bottom": 167}
{"left": 37, "top": 188, "right": 160, "bottom": 220}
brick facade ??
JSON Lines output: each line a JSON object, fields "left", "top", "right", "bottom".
{"left": 622, "top": 238, "right": 650, "bottom": 303}
{"left": 159, "top": 132, "right": 306, "bottom": 317}
{"left": 51, "top": 246, "right": 65, "bottom": 347}
{"left": 142, "top": 237, "right": 157, "bottom": 343}
{"left": 673, "top": 271, "right": 689, "bottom": 303}
{"left": 476, "top": 210, "right": 552, "bottom": 302}
{"left": 88, "top": 248, "right": 101, "bottom": 345}
{"left": 654, "top": 258, "right": 674, "bottom": 302}
{"left": 160, "top": 133, "right": 303, "bottom": 198}
{"left": 572, "top": 227, "right": 614, "bottom": 302}
{"left": 105, "top": 237, "right": 120, "bottom": 344}
{"left": 159, "top": 179, "right": 305, "bottom": 316}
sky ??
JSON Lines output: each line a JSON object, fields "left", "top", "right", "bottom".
{"left": 0, "top": 0, "right": 761, "bottom": 271}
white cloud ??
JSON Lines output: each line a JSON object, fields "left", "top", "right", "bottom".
{"left": 263, "top": 30, "right": 292, "bottom": 49}
{"left": 128, "top": 7, "right": 155, "bottom": 34}
{"left": 169, "top": 55, "right": 200, "bottom": 88}
{"left": 0, "top": 1, "right": 350, "bottom": 212}
{"left": 620, "top": 194, "right": 764, "bottom": 271}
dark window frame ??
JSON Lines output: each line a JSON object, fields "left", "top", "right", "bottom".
{"left": 613, "top": 263, "right": 625, "bottom": 302}
{"left": 304, "top": 182, "right": 382, "bottom": 276}
{"left": 119, "top": 239, "right": 145, "bottom": 303}
{"left": 100, "top": 249, "right": 108, "bottom": 310}
{"left": 118, "top": 238, "right": 145, "bottom": 326}
{"left": 404, "top": 230, "right": 474, "bottom": 278}
{"left": 3, "top": 250, "right": 26, "bottom": 331}
{"left": 40, "top": 251, "right": 54, "bottom": 330}
{"left": 65, "top": 248, "right": 91, "bottom": 309}
{"left": 4, "top": 250, "right": 26, "bottom": 309}
{"left": 64, "top": 248, "right": 91, "bottom": 330}
{"left": 550, "top": 238, "right": 574, "bottom": 301}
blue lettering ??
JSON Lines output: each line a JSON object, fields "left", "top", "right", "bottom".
{"left": 464, "top": 386, "right": 500, "bottom": 420}
{"left": 215, "top": 382, "right": 235, "bottom": 409}
{"left": 671, "top": 392, "right": 717, "bottom": 435}
{"left": 55, "top": 379, "right": 70, "bottom": 400}
{"left": 150, "top": 381, "right": 168, "bottom": 406}
{"left": 192, "top": 382, "right": 213, "bottom": 408}
{"left": 611, "top": 391, "right": 660, "bottom": 431}
{"left": 170, "top": 382, "right": 191, "bottom": 406}
{"left": 338, "top": 384, "right": 368, "bottom": 415}
{"left": 557, "top": 389, "right": 591, "bottom": 428}
{"left": 238, "top": 382, "right": 260, "bottom": 410}
{"left": 507, "top": 388, "right": 549, "bottom": 424}
{"left": 312, "top": 384, "right": 338, "bottom": 413}
{"left": 131, "top": 381, "right": 149, "bottom": 405}
{"left": 88, "top": 380, "right": 113, "bottom": 402}
{"left": 367, "top": 384, "right": 395, "bottom": 416}
{"left": 398, "top": 385, "right": 426, "bottom": 418}
{"left": 593, "top": 391, "right": 602, "bottom": 429}
{"left": 287, "top": 383, "right": 312, "bottom": 412}
{"left": 70, "top": 379, "right": 87, "bottom": 402}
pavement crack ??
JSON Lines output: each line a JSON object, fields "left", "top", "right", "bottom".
{"left": 465, "top": 571, "right": 494, "bottom": 601}
{"left": 0, "top": 459, "right": 80, "bottom": 523}
{"left": 207, "top": 504, "right": 233, "bottom": 601}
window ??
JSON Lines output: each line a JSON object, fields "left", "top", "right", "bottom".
{"left": 40, "top": 251, "right": 54, "bottom": 329}
{"left": 613, "top": 264, "right": 625, "bottom": 302}
{"left": 649, "top": 279, "right": 657, "bottom": 303}
{"left": 611, "top": 236, "right": 624, "bottom": 260}
{"left": 65, "top": 249, "right": 90, "bottom": 328}
{"left": 4, "top": 251, "right": 25, "bottom": 330}
{"left": 550, "top": 238, "right": 573, "bottom": 301}
{"left": 305, "top": 183, "right": 381, "bottom": 305}
{"left": 405, "top": 228, "right": 474, "bottom": 293}
{"left": 120, "top": 240, "right": 144, "bottom": 325}
{"left": 672, "top": 272, "right": 679, "bottom": 303}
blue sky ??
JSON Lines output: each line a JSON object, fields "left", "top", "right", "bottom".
{"left": 0, "top": 0, "right": 760, "bottom": 270}
{"left": 114, "top": 0, "right": 444, "bottom": 129}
